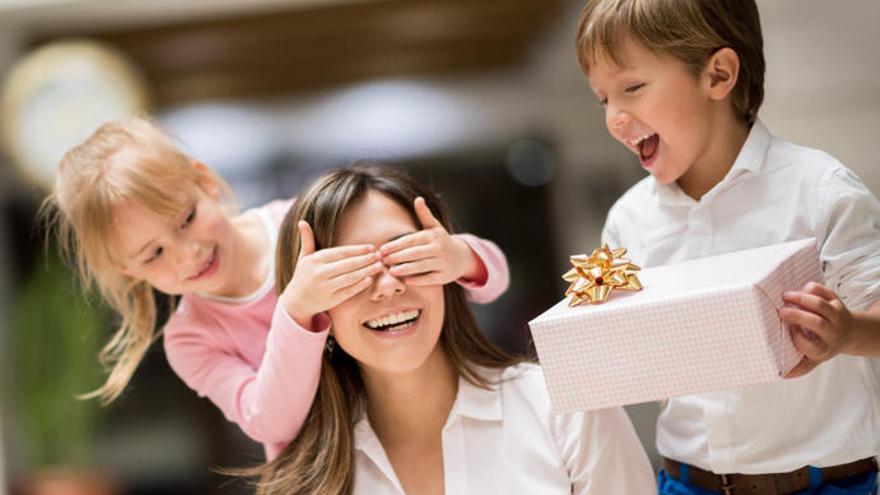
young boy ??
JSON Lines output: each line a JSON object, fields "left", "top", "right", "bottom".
{"left": 575, "top": 0, "right": 880, "bottom": 493}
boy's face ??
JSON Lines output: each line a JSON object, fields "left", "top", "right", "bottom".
{"left": 587, "top": 37, "right": 716, "bottom": 186}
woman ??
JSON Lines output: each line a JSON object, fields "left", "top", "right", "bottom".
{"left": 256, "top": 165, "right": 655, "bottom": 494}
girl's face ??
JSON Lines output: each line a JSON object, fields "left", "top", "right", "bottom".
{"left": 587, "top": 37, "right": 715, "bottom": 186}
{"left": 113, "top": 179, "right": 237, "bottom": 297}
{"left": 327, "top": 190, "right": 445, "bottom": 375}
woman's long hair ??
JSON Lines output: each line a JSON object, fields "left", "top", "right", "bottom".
{"left": 256, "top": 164, "right": 525, "bottom": 494}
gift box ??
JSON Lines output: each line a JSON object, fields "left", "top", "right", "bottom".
{"left": 529, "top": 238, "right": 821, "bottom": 413}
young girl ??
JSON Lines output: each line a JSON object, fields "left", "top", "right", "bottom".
{"left": 44, "top": 117, "right": 511, "bottom": 460}
{"left": 254, "top": 164, "right": 655, "bottom": 494}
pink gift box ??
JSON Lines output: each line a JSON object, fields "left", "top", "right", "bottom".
{"left": 529, "top": 238, "right": 821, "bottom": 413}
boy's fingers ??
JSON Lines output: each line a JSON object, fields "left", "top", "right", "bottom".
{"left": 380, "top": 231, "right": 430, "bottom": 256}
{"left": 782, "top": 292, "right": 835, "bottom": 320}
{"left": 779, "top": 306, "right": 830, "bottom": 338}
{"left": 298, "top": 221, "right": 316, "bottom": 259}
{"left": 789, "top": 324, "right": 829, "bottom": 360}
{"left": 784, "top": 357, "right": 819, "bottom": 379}
{"left": 383, "top": 245, "right": 435, "bottom": 266}
{"left": 414, "top": 197, "right": 443, "bottom": 230}
{"left": 801, "top": 281, "right": 839, "bottom": 301}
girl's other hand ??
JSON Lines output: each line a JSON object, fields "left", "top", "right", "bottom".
{"left": 378, "top": 197, "right": 486, "bottom": 286}
{"left": 280, "top": 221, "right": 383, "bottom": 330}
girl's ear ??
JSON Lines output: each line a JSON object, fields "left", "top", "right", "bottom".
{"left": 704, "top": 47, "right": 740, "bottom": 102}
{"left": 191, "top": 160, "right": 221, "bottom": 199}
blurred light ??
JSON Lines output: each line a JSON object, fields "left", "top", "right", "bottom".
{"left": 161, "top": 104, "right": 280, "bottom": 178}
{"left": 300, "top": 80, "right": 469, "bottom": 160}
{"left": 505, "top": 138, "right": 555, "bottom": 187}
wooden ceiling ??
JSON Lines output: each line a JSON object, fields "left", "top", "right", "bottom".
{"left": 30, "top": 0, "right": 561, "bottom": 106}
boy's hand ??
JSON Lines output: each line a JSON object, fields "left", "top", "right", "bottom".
{"left": 280, "top": 221, "right": 384, "bottom": 330}
{"left": 379, "top": 197, "right": 486, "bottom": 286}
{"left": 779, "top": 282, "right": 854, "bottom": 378}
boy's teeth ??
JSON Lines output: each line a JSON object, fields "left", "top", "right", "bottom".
{"left": 629, "top": 133, "right": 655, "bottom": 146}
{"left": 366, "top": 309, "right": 420, "bottom": 329}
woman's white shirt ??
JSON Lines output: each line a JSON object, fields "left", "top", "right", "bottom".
{"left": 352, "top": 363, "right": 656, "bottom": 494}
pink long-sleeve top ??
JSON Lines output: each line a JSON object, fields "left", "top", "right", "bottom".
{"left": 163, "top": 198, "right": 509, "bottom": 460}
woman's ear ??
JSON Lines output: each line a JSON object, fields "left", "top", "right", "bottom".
{"left": 191, "top": 160, "right": 221, "bottom": 199}
{"left": 704, "top": 47, "right": 740, "bottom": 102}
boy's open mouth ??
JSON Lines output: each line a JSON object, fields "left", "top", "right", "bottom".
{"left": 364, "top": 309, "right": 421, "bottom": 333}
{"left": 638, "top": 133, "right": 659, "bottom": 162}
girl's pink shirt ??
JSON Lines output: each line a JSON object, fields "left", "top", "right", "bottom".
{"left": 162, "top": 198, "right": 510, "bottom": 460}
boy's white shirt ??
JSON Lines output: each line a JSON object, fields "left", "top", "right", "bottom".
{"left": 351, "top": 363, "right": 656, "bottom": 494}
{"left": 603, "top": 120, "right": 880, "bottom": 474}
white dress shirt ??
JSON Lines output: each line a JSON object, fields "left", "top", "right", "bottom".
{"left": 602, "top": 120, "right": 880, "bottom": 474}
{"left": 352, "top": 363, "right": 656, "bottom": 494}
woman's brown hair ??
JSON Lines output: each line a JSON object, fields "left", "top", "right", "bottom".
{"left": 254, "top": 164, "right": 525, "bottom": 494}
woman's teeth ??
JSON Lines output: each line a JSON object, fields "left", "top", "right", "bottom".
{"left": 365, "top": 309, "right": 421, "bottom": 331}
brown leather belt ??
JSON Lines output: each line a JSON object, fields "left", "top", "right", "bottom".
{"left": 661, "top": 457, "right": 879, "bottom": 495}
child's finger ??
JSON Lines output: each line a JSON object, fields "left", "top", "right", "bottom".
{"left": 329, "top": 261, "right": 384, "bottom": 291}
{"left": 383, "top": 244, "right": 435, "bottom": 266}
{"left": 782, "top": 291, "right": 835, "bottom": 321}
{"left": 379, "top": 230, "right": 430, "bottom": 256}
{"left": 414, "top": 197, "right": 443, "bottom": 230}
{"left": 783, "top": 357, "right": 820, "bottom": 379}
{"left": 779, "top": 306, "right": 831, "bottom": 339}
{"left": 298, "top": 221, "right": 316, "bottom": 259}
{"left": 331, "top": 276, "right": 374, "bottom": 302}
{"left": 788, "top": 323, "right": 829, "bottom": 360}
{"left": 402, "top": 272, "right": 448, "bottom": 286}
{"left": 388, "top": 259, "right": 436, "bottom": 278}
{"left": 800, "top": 281, "right": 839, "bottom": 301}
{"left": 311, "top": 244, "right": 376, "bottom": 263}
{"left": 324, "top": 251, "right": 382, "bottom": 277}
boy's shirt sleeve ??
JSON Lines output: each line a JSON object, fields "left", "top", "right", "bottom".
{"left": 163, "top": 302, "right": 328, "bottom": 454}
{"left": 816, "top": 167, "right": 880, "bottom": 311}
{"left": 600, "top": 202, "right": 624, "bottom": 247}
{"left": 454, "top": 233, "right": 510, "bottom": 304}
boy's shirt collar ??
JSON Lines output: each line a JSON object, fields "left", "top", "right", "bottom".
{"left": 654, "top": 119, "right": 772, "bottom": 205}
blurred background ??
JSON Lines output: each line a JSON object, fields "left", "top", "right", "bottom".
{"left": 0, "top": 0, "right": 878, "bottom": 493}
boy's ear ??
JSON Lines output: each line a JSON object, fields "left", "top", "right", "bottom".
{"left": 704, "top": 47, "right": 740, "bottom": 101}
{"left": 191, "top": 160, "right": 221, "bottom": 199}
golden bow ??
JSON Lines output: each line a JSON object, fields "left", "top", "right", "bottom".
{"left": 562, "top": 244, "right": 643, "bottom": 306}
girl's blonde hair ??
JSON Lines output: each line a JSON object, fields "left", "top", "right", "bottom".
{"left": 41, "top": 117, "right": 233, "bottom": 404}
{"left": 252, "top": 165, "right": 526, "bottom": 494}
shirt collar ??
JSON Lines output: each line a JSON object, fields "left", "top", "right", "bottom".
{"left": 652, "top": 119, "right": 772, "bottom": 205}
{"left": 352, "top": 368, "right": 504, "bottom": 467}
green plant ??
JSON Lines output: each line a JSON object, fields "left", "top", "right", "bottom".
{"left": 7, "top": 253, "right": 106, "bottom": 468}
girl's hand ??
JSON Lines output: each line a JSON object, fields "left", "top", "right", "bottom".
{"left": 780, "top": 282, "right": 854, "bottom": 378}
{"left": 280, "top": 221, "right": 384, "bottom": 330}
{"left": 379, "top": 197, "right": 486, "bottom": 286}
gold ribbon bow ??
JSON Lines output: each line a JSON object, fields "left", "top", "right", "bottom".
{"left": 562, "top": 245, "right": 643, "bottom": 306}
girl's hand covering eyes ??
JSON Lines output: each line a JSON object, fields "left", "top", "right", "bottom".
{"left": 279, "top": 221, "right": 384, "bottom": 330}
{"left": 379, "top": 197, "right": 486, "bottom": 287}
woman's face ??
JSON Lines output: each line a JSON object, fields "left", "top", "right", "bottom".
{"left": 326, "top": 190, "right": 445, "bottom": 375}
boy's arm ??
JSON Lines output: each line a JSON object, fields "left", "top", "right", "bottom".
{"left": 452, "top": 233, "right": 509, "bottom": 304}
{"left": 781, "top": 167, "right": 880, "bottom": 377}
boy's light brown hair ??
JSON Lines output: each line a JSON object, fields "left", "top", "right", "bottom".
{"left": 575, "top": 0, "right": 765, "bottom": 125}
